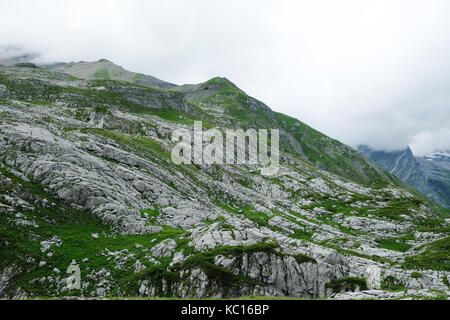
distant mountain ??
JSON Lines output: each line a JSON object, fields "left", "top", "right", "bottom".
{"left": 422, "top": 152, "right": 450, "bottom": 171}
{"left": 44, "top": 59, "right": 176, "bottom": 89}
{"left": 0, "top": 49, "right": 177, "bottom": 89}
{"left": 359, "top": 146, "right": 450, "bottom": 208}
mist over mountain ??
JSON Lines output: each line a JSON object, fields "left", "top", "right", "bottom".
{"left": 0, "top": 46, "right": 39, "bottom": 67}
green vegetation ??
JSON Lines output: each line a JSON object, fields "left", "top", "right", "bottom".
{"left": 374, "top": 198, "right": 422, "bottom": 221}
{"left": 167, "top": 242, "right": 280, "bottom": 296}
{"left": 291, "top": 229, "right": 314, "bottom": 242}
{"left": 404, "top": 236, "right": 450, "bottom": 271}
{"left": 85, "top": 128, "right": 171, "bottom": 160}
{"left": 139, "top": 107, "right": 213, "bottom": 127}
{"left": 381, "top": 275, "right": 406, "bottom": 292}
{"left": 325, "top": 277, "right": 368, "bottom": 293}
{"left": 94, "top": 68, "right": 111, "bottom": 80}
{"left": 323, "top": 243, "right": 393, "bottom": 264}
{"left": 293, "top": 254, "right": 317, "bottom": 264}
{"left": 122, "top": 265, "right": 181, "bottom": 297}
{"left": 368, "top": 179, "right": 392, "bottom": 190}
{"left": 159, "top": 241, "right": 317, "bottom": 297}
{"left": 141, "top": 206, "right": 162, "bottom": 224}
{"left": 443, "top": 275, "right": 449, "bottom": 287}
{"left": 214, "top": 203, "right": 273, "bottom": 229}
{"left": 0, "top": 71, "right": 183, "bottom": 115}
{"left": 376, "top": 238, "right": 411, "bottom": 252}
{"left": 132, "top": 73, "right": 143, "bottom": 83}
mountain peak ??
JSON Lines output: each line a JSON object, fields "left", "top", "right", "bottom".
{"left": 202, "top": 77, "right": 241, "bottom": 91}
{"left": 358, "top": 145, "right": 413, "bottom": 157}
{"left": 45, "top": 58, "right": 176, "bottom": 89}
{"left": 205, "top": 76, "right": 233, "bottom": 85}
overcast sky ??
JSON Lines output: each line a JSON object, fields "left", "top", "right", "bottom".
{"left": 1, "top": 0, "right": 449, "bottom": 156}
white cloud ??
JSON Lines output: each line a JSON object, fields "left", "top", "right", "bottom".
{"left": 0, "top": 0, "right": 449, "bottom": 155}
{"left": 410, "top": 129, "right": 450, "bottom": 156}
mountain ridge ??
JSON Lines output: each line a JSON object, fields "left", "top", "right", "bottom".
{"left": 45, "top": 59, "right": 177, "bottom": 90}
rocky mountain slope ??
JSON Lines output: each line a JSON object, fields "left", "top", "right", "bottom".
{"left": 359, "top": 146, "right": 450, "bottom": 209}
{"left": 45, "top": 59, "right": 176, "bottom": 89}
{"left": 0, "top": 62, "right": 449, "bottom": 300}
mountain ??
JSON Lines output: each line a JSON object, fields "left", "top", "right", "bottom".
{"left": 47, "top": 61, "right": 396, "bottom": 185}
{"left": 359, "top": 146, "right": 450, "bottom": 209}
{"left": 45, "top": 59, "right": 176, "bottom": 89}
{"left": 422, "top": 152, "right": 450, "bottom": 171}
{"left": 0, "top": 62, "right": 449, "bottom": 300}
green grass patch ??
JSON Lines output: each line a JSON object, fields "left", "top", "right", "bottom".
{"left": 376, "top": 238, "right": 412, "bottom": 252}
{"left": 403, "top": 236, "right": 450, "bottom": 271}
{"left": 293, "top": 254, "right": 317, "bottom": 264}
{"left": 93, "top": 68, "right": 111, "bottom": 80}
{"left": 325, "top": 277, "right": 368, "bottom": 293}
{"left": 381, "top": 275, "right": 406, "bottom": 292}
